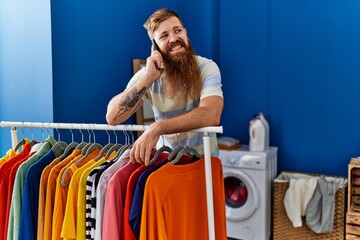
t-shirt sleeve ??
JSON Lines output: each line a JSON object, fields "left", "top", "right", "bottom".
{"left": 200, "top": 60, "right": 223, "bottom": 100}
{"left": 126, "top": 67, "right": 145, "bottom": 89}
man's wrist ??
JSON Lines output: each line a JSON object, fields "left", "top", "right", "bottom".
{"left": 143, "top": 70, "right": 160, "bottom": 86}
{"left": 150, "top": 121, "right": 164, "bottom": 136}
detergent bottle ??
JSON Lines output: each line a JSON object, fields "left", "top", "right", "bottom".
{"left": 249, "top": 115, "right": 266, "bottom": 151}
{"left": 259, "top": 113, "right": 270, "bottom": 150}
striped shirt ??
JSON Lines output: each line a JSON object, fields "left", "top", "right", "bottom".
{"left": 127, "top": 55, "right": 223, "bottom": 156}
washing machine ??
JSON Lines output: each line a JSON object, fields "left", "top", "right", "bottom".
{"left": 219, "top": 145, "right": 277, "bottom": 240}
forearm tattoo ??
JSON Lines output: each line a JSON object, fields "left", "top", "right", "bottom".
{"left": 113, "top": 87, "right": 147, "bottom": 121}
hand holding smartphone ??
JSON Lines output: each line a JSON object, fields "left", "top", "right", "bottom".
{"left": 152, "top": 39, "right": 164, "bottom": 73}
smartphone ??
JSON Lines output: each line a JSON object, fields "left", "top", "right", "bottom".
{"left": 152, "top": 39, "right": 164, "bottom": 73}
{"left": 152, "top": 39, "right": 162, "bottom": 55}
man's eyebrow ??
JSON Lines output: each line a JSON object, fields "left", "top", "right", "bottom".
{"left": 159, "top": 26, "right": 183, "bottom": 35}
{"left": 172, "top": 25, "right": 183, "bottom": 30}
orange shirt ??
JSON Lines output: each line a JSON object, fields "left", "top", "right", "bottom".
{"left": 37, "top": 157, "right": 60, "bottom": 240}
{"left": 41, "top": 149, "right": 81, "bottom": 240}
{"left": 51, "top": 150, "right": 94, "bottom": 240}
{"left": 140, "top": 157, "right": 227, "bottom": 240}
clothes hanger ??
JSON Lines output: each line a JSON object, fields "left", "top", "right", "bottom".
{"left": 61, "top": 126, "right": 102, "bottom": 187}
{"left": 93, "top": 127, "right": 114, "bottom": 161}
{"left": 167, "top": 134, "right": 183, "bottom": 161}
{"left": 148, "top": 135, "right": 172, "bottom": 165}
{"left": 13, "top": 122, "right": 35, "bottom": 152}
{"left": 76, "top": 128, "right": 93, "bottom": 155}
{"left": 121, "top": 126, "right": 135, "bottom": 152}
{"left": 108, "top": 126, "right": 132, "bottom": 161}
{"left": 75, "top": 126, "right": 90, "bottom": 150}
{"left": 171, "top": 145, "right": 203, "bottom": 165}
{"left": 28, "top": 123, "right": 43, "bottom": 152}
{"left": 170, "top": 133, "right": 202, "bottom": 164}
{"left": 51, "top": 126, "right": 68, "bottom": 152}
{"left": 14, "top": 138, "right": 29, "bottom": 152}
{"left": 57, "top": 127, "right": 79, "bottom": 161}
{"left": 105, "top": 144, "right": 123, "bottom": 160}
{"left": 79, "top": 125, "right": 102, "bottom": 159}
{"left": 105, "top": 128, "right": 123, "bottom": 159}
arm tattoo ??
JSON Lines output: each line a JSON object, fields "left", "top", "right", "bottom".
{"left": 113, "top": 87, "right": 147, "bottom": 121}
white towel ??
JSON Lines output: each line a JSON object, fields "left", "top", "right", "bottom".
{"left": 283, "top": 177, "right": 318, "bottom": 227}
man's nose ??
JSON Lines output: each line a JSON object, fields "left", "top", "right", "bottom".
{"left": 168, "top": 33, "right": 178, "bottom": 43}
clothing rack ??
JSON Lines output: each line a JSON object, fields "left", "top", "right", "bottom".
{"left": 0, "top": 121, "right": 223, "bottom": 240}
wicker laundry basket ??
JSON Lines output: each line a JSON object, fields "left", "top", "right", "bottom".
{"left": 273, "top": 173, "right": 347, "bottom": 240}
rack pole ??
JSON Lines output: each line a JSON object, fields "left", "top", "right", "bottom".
{"left": 0, "top": 121, "right": 223, "bottom": 239}
{"left": 0, "top": 121, "right": 222, "bottom": 133}
{"left": 10, "top": 127, "right": 18, "bottom": 150}
{"left": 203, "top": 132, "right": 215, "bottom": 240}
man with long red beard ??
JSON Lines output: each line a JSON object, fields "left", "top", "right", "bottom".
{"left": 106, "top": 8, "right": 223, "bottom": 165}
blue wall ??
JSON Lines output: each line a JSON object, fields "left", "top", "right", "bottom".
{"left": 0, "top": 0, "right": 54, "bottom": 151}
{"left": 219, "top": 0, "right": 360, "bottom": 176}
{"left": 1, "top": 0, "right": 359, "bottom": 177}
{"left": 50, "top": 0, "right": 218, "bottom": 146}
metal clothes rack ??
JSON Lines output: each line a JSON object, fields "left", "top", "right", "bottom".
{"left": 0, "top": 121, "right": 223, "bottom": 240}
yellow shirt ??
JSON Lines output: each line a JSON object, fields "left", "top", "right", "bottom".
{"left": 51, "top": 149, "right": 98, "bottom": 240}
{"left": 61, "top": 149, "right": 101, "bottom": 240}
{"left": 0, "top": 148, "right": 17, "bottom": 167}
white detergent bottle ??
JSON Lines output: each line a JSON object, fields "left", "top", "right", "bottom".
{"left": 249, "top": 117, "right": 266, "bottom": 151}
{"left": 259, "top": 113, "right": 270, "bottom": 150}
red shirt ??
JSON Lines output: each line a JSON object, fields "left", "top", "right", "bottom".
{"left": 0, "top": 143, "right": 34, "bottom": 240}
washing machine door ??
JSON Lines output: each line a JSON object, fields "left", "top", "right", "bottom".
{"left": 223, "top": 168, "right": 260, "bottom": 221}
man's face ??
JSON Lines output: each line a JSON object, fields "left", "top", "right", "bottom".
{"left": 150, "top": 16, "right": 201, "bottom": 101}
{"left": 152, "top": 16, "right": 189, "bottom": 57}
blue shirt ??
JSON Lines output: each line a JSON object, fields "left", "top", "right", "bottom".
{"left": 18, "top": 146, "right": 63, "bottom": 240}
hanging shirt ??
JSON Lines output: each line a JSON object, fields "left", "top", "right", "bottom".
{"left": 93, "top": 149, "right": 130, "bottom": 240}
{"left": 102, "top": 161, "right": 140, "bottom": 240}
{"left": 129, "top": 160, "right": 169, "bottom": 238}
{"left": 42, "top": 148, "right": 81, "bottom": 240}
{"left": 76, "top": 155, "right": 111, "bottom": 240}
{"left": 84, "top": 150, "right": 117, "bottom": 240}
{"left": 0, "top": 148, "right": 17, "bottom": 168}
{"left": 37, "top": 146, "right": 75, "bottom": 240}
{"left": 4, "top": 151, "right": 36, "bottom": 240}
{"left": 52, "top": 152, "right": 85, "bottom": 240}
{"left": 88, "top": 160, "right": 114, "bottom": 239}
{"left": 139, "top": 157, "right": 227, "bottom": 240}
{"left": 37, "top": 155, "right": 61, "bottom": 240}
{"left": 7, "top": 135, "right": 57, "bottom": 240}
{"left": 0, "top": 142, "right": 32, "bottom": 240}
{"left": 61, "top": 149, "right": 100, "bottom": 240}
{"left": 122, "top": 152, "right": 169, "bottom": 240}
{"left": 18, "top": 145, "right": 64, "bottom": 240}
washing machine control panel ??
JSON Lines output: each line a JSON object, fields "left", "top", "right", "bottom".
{"left": 219, "top": 149, "right": 267, "bottom": 170}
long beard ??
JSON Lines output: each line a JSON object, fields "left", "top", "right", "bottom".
{"left": 162, "top": 40, "right": 202, "bottom": 102}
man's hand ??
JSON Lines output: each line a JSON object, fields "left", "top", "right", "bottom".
{"left": 130, "top": 122, "right": 161, "bottom": 166}
{"left": 145, "top": 44, "right": 164, "bottom": 79}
